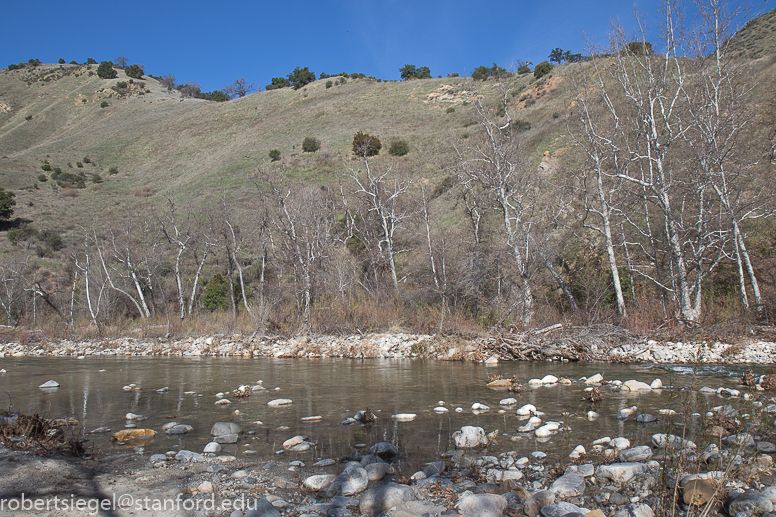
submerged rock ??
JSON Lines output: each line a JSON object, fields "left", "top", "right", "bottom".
{"left": 453, "top": 426, "right": 488, "bottom": 448}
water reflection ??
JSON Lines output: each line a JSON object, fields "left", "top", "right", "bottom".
{"left": 0, "top": 357, "right": 754, "bottom": 472}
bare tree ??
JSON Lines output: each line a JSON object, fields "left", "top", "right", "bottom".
{"left": 114, "top": 56, "right": 128, "bottom": 69}
{"left": 160, "top": 74, "right": 176, "bottom": 91}
{"left": 454, "top": 94, "right": 537, "bottom": 325}
{"left": 263, "top": 171, "right": 335, "bottom": 327}
{"left": 343, "top": 155, "right": 414, "bottom": 293}
{"left": 223, "top": 77, "right": 257, "bottom": 99}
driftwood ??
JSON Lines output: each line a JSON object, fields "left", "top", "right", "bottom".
{"left": 474, "top": 324, "right": 639, "bottom": 362}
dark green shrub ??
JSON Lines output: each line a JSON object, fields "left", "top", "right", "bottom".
{"left": 87, "top": 58, "right": 97, "bottom": 65}
{"left": 38, "top": 174, "right": 48, "bottom": 182}
{"left": 448, "top": 72, "right": 460, "bottom": 77}
{"left": 114, "top": 81, "right": 128, "bottom": 89}
{"left": 352, "top": 131, "right": 381, "bottom": 157}
{"left": 0, "top": 188, "right": 16, "bottom": 221}
{"left": 28, "top": 58, "right": 41, "bottom": 67}
{"left": 202, "top": 274, "right": 230, "bottom": 310}
{"left": 58, "top": 58, "right": 65, "bottom": 64}
{"left": 269, "top": 149, "right": 281, "bottom": 162}
{"left": 125, "top": 64, "right": 144, "bottom": 79}
{"left": 35, "top": 229, "right": 64, "bottom": 257}
{"left": 512, "top": 119, "right": 532, "bottom": 132}
{"left": 108, "top": 166, "right": 119, "bottom": 175}
{"left": 446, "top": 106, "right": 455, "bottom": 113}
{"left": 8, "top": 224, "right": 36, "bottom": 245}
{"left": 389, "top": 140, "right": 410, "bottom": 157}
{"left": 69, "top": 60, "right": 78, "bottom": 65}
{"left": 100, "top": 101, "right": 109, "bottom": 108}
{"left": 55, "top": 171, "right": 86, "bottom": 189}
{"left": 82, "top": 156, "right": 91, "bottom": 164}
{"left": 76, "top": 161, "right": 83, "bottom": 168}
{"left": 302, "top": 136, "right": 321, "bottom": 153}
{"left": 41, "top": 163, "right": 52, "bottom": 171}
{"left": 326, "top": 80, "right": 333, "bottom": 89}
{"left": 288, "top": 67, "right": 316, "bottom": 90}
{"left": 524, "top": 97, "right": 536, "bottom": 107}
{"left": 517, "top": 64, "right": 531, "bottom": 75}
{"left": 266, "top": 77, "right": 291, "bottom": 90}
{"left": 97, "top": 61, "right": 117, "bottom": 79}
{"left": 92, "top": 173, "right": 103, "bottom": 183}
{"left": 553, "top": 112, "right": 561, "bottom": 119}
{"left": 534, "top": 61, "right": 552, "bottom": 79}
{"left": 24, "top": 115, "right": 32, "bottom": 121}
{"left": 399, "top": 64, "right": 431, "bottom": 80}
{"left": 8, "top": 63, "right": 26, "bottom": 71}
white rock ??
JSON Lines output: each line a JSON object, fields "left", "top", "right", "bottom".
{"left": 203, "top": 442, "right": 221, "bottom": 453}
{"left": 391, "top": 413, "right": 416, "bottom": 421}
{"left": 587, "top": 411, "right": 599, "bottom": 420}
{"left": 541, "top": 375, "right": 559, "bottom": 385}
{"left": 472, "top": 403, "right": 490, "bottom": 412}
{"left": 650, "top": 379, "right": 663, "bottom": 389}
{"left": 303, "top": 474, "right": 336, "bottom": 491}
{"left": 499, "top": 398, "right": 517, "bottom": 406}
{"left": 528, "top": 378, "right": 543, "bottom": 386}
{"left": 433, "top": 407, "right": 449, "bottom": 413}
{"left": 611, "top": 437, "right": 631, "bottom": 450}
{"left": 623, "top": 380, "right": 652, "bottom": 392}
{"left": 569, "top": 445, "right": 586, "bottom": 459}
{"left": 215, "top": 399, "right": 231, "bottom": 405}
{"left": 283, "top": 435, "right": 306, "bottom": 449}
{"left": 516, "top": 404, "right": 536, "bottom": 416}
{"left": 585, "top": 373, "right": 604, "bottom": 384}
{"left": 535, "top": 422, "right": 560, "bottom": 438}
{"left": 197, "top": 481, "right": 214, "bottom": 493}
{"left": 592, "top": 437, "right": 611, "bottom": 445}
{"left": 267, "top": 399, "right": 293, "bottom": 407}
{"left": 484, "top": 355, "right": 499, "bottom": 364}
{"left": 39, "top": 380, "right": 59, "bottom": 388}
{"left": 453, "top": 426, "right": 489, "bottom": 448}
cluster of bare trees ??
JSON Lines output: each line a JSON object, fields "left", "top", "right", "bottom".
{"left": 0, "top": 0, "right": 772, "bottom": 334}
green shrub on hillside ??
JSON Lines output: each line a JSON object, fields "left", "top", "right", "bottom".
{"left": 269, "top": 149, "right": 281, "bottom": 162}
{"left": 108, "top": 166, "right": 119, "bottom": 175}
{"left": 92, "top": 173, "right": 103, "bottom": 184}
{"left": 41, "top": 163, "right": 52, "bottom": 171}
{"left": 202, "top": 274, "right": 230, "bottom": 311}
{"left": 446, "top": 107, "right": 455, "bottom": 113}
{"left": 76, "top": 162, "right": 83, "bottom": 168}
{"left": 58, "top": 58, "right": 65, "bottom": 64}
{"left": 534, "top": 61, "right": 552, "bottom": 79}
{"left": 87, "top": 58, "right": 97, "bottom": 65}
{"left": 302, "top": 137, "right": 321, "bottom": 153}
{"left": 0, "top": 188, "right": 16, "bottom": 221}
{"left": 517, "top": 64, "right": 531, "bottom": 75}
{"left": 288, "top": 67, "right": 316, "bottom": 90}
{"left": 266, "top": 77, "right": 291, "bottom": 90}
{"left": 388, "top": 140, "right": 410, "bottom": 157}
{"left": 83, "top": 156, "right": 91, "bottom": 164}
{"left": 125, "top": 64, "right": 144, "bottom": 79}
{"left": 97, "top": 61, "right": 117, "bottom": 79}
{"left": 28, "top": 58, "right": 41, "bottom": 67}
{"left": 326, "top": 81, "right": 333, "bottom": 89}
{"left": 24, "top": 115, "right": 32, "bottom": 121}
{"left": 512, "top": 119, "right": 532, "bottom": 132}
{"left": 352, "top": 131, "right": 381, "bottom": 157}
{"left": 38, "top": 174, "right": 48, "bottom": 182}
{"left": 8, "top": 64, "right": 26, "bottom": 71}
{"left": 100, "top": 101, "right": 109, "bottom": 108}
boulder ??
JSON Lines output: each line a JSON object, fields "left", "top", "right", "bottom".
{"left": 682, "top": 478, "right": 718, "bottom": 506}
{"left": 585, "top": 373, "right": 603, "bottom": 384}
{"left": 595, "top": 463, "right": 647, "bottom": 484}
{"left": 211, "top": 422, "right": 242, "bottom": 436}
{"left": 267, "top": 398, "right": 293, "bottom": 407}
{"left": 324, "top": 464, "right": 369, "bottom": 497}
{"left": 453, "top": 426, "right": 488, "bottom": 448}
{"left": 620, "top": 446, "right": 653, "bottom": 462}
{"left": 550, "top": 472, "right": 586, "bottom": 498}
{"left": 456, "top": 493, "right": 508, "bottom": 517}
{"left": 203, "top": 442, "right": 221, "bottom": 453}
{"left": 524, "top": 490, "right": 555, "bottom": 517}
{"left": 358, "top": 483, "right": 415, "bottom": 515}
{"left": 175, "top": 450, "right": 205, "bottom": 463}
{"left": 215, "top": 433, "right": 239, "bottom": 444}
{"left": 622, "top": 380, "right": 652, "bottom": 391}
{"left": 365, "top": 462, "right": 393, "bottom": 481}
{"left": 728, "top": 490, "right": 774, "bottom": 516}
{"left": 613, "top": 503, "right": 654, "bottom": 517}
{"left": 541, "top": 502, "right": 588, "bottom": 517}
{"left": 243, "top": 499, "right": 281, "bottom": 517}
{"left": 302, "top": 474, "right": 336, "bottom": 491}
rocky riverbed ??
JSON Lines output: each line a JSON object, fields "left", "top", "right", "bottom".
{"left": 3, "top": 393, "right": 776, "bottom": 517}
{"left": 2, "top": 331, "right": 776, "bottom": 364}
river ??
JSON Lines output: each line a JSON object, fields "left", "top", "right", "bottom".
{"left": 0, "top": 357, "right": 755, "bottom": 472}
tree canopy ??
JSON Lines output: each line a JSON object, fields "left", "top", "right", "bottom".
{"left": 97, "top": 61, "right": 117, "bottom": 79}
{"left": 0, "top": 188, "right": 16, "bottom": 220}
{"left": 288, "top": 67, "right": 316, "bottom": 90}
{"left": 399, "top": 64, "right": 431, "bottom": 80}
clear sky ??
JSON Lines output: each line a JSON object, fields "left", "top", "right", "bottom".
{"left": 2, "top": 0, "right": 774, "bottom": 93}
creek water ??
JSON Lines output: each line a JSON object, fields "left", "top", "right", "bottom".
{"left": 0, "top": 357, "right": 757, "bottom": 473}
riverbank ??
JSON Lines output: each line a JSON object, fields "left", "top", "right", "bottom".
{"left": 2, "top": 329, "right": 776, "bottom": 364}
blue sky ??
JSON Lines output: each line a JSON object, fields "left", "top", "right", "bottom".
{"left": 3, "top": 0, "right": 774, "bottom": 93}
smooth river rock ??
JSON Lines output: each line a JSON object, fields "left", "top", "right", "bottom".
{"left": 453, "top": 426, "right": 488, "bottom": 448}
{"left": 358, "top": 483, "right": 415, "bottom": 515}
{"left": 550, "top": 472, "right": 586, "bottom": 498}
{"left": 595, "top": 463, "right": 647, "bottom": 484}
{"left": 456, "top": 493, "right": 508, "bottom": 517}
{"left": 211, "top": 422, "right": 242, "bottom": 436}
{"left": 620, "top": 445, "right": 653, "bottom": 462}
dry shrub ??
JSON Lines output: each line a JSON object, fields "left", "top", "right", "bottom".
{"left": 60, "top": 188, "right": 79, "bottom": 198}
{"left": 134, "top": 186, "right": 157, "bottom": 198}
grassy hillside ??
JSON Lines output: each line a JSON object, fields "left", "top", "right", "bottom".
{"left": 1, "top": 9, "right": 775, "bottom": 338}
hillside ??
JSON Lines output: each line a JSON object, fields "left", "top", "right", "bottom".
{"left": 727, "top": 7, "right": 776, "bottom": 59}
{"left": 0, "top": 7, "right": 776, "bottom": 338}
{"left": 0, "top": 64, "right": 573, "bottom": 236}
